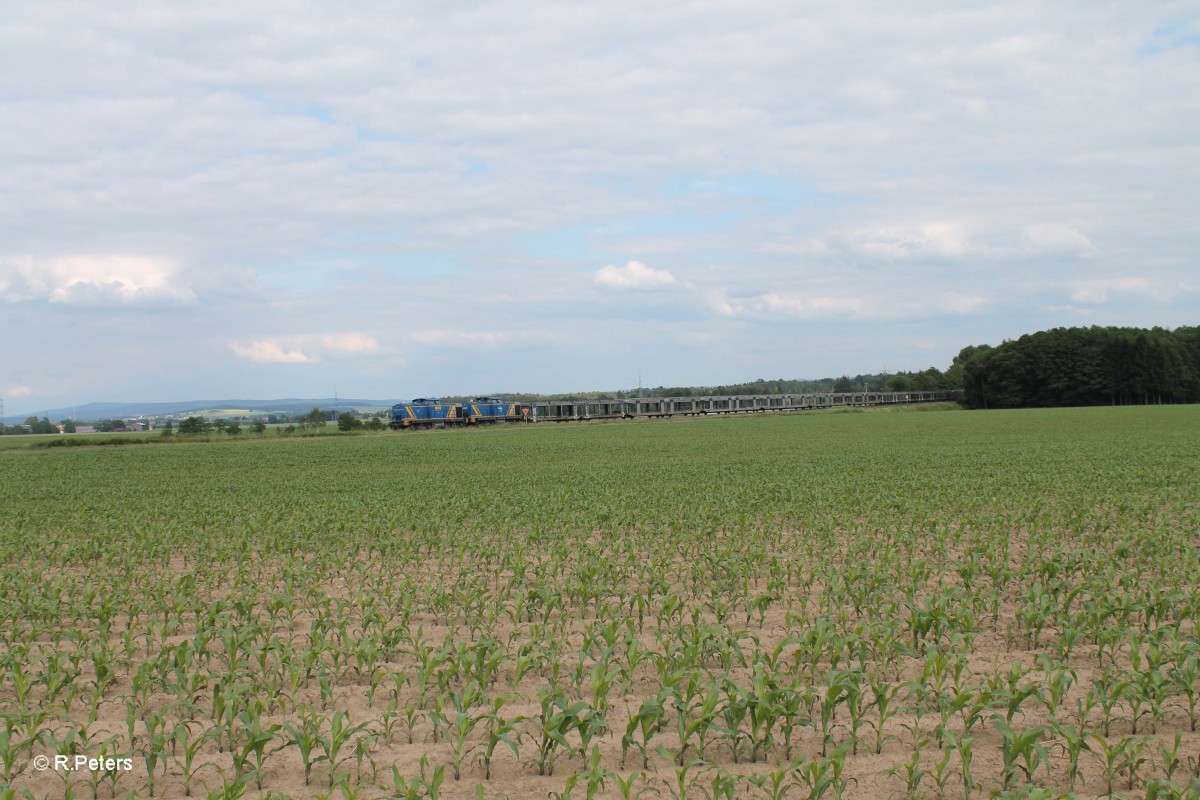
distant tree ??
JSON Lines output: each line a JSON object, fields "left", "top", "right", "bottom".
{"left": 909, "top": 367, "right": 947, "bottom": 391}
{"left": 27, "top": 416, "right": 56, "bottom": 434}
{"left": 60, "top": 419, "right": 76, "bottom": 433}
{"left": 337, "top": 412, "right": 364, "bottom": 431}
{"left": 306, "top": 407, "right": 326, "bottom": 428}
{"left": 178, "top": 417, "right": 209, "bottom": 435}
{"left": 161, "top": 420, "right": 174, "bottom": 438}
{"left": 365, "top": 417, "right": 384, "bottom": 431}
{"left": 251, "top": 419, "right": 266, "bottom": 435}
{"left": 226, "top": 421, "right": 241, "bottom": 436}
{"left": 833, "top": 376, "right": 853, "bottom": 393}
{"left": 213, "top": 419, "right": 228, "bottom": 434}
{"left": 945, "top": 345, "right": 991, "bottom": 389}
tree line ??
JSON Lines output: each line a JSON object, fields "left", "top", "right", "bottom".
{"left": 166, "top": 408, "right": 386, "bottom": 437}
{"left": 954, "top": 325, "right": 1200, "bottom": 409}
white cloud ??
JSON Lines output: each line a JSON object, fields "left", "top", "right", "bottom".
{"left": 1070, "top": 277, "right": 1157, "bottom": 304}
{"left": 594, "top": 260, "right": 677, "bottom": 290}
{"left": 708, "top": 290, "right": 867, "bottom": 319}
{"left": 838, "top": 223, "right": 975, "bottom": 261}
{"left": 1041, "top": 304, "right": 1096, "bottom": 316}
{"left": 706, "top": 289, "right": 985, "bottom": 321}
{"left": 0, "top": 255, "right": 195, "bottom": 306}
{"left": 229, "top": 339, "right": 312, "bottom": 363}
{"left": 937, "top": 293, "right": 987, "bottom": 315}
{"left": 229, "top": 331, "right": 382, "bottom": 362}
{"left": 321, "top": 332, "right": 380, "bottom": 353}
{"left": 3, "top": 385, "right": 32, "bottom": 397}
{"left": 1022, "top": 224, "right": 1098, "bottom": 257}
{"left": 408, "top": 330, "right": 512, "bottom": 347}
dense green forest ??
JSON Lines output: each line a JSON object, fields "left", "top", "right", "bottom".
{"left": 954, "top": 326, "right": 1200, "bottom": 409}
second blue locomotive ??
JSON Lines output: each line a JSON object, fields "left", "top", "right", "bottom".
{"left": 390, "top": 397, "right": 528, "bottom": 429}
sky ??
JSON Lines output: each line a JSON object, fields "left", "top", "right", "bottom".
{"left": 2, "top": 2, "right": 1198, "bottom": 415}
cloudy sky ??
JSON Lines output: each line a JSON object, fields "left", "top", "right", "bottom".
{"left": 2, "top": 2, "right": 1198, "bottom": 414}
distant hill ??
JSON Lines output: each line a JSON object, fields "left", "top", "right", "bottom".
{"left": 3, "top": 398, "right": 395, "bottom": 424}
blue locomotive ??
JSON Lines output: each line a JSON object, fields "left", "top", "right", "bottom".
{"left": 390, "top": 397, "right": 528, "bottom": 429}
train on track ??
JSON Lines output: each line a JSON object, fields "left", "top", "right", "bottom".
{"left": 389, "top": 390, "right": 961, "bottom": 429}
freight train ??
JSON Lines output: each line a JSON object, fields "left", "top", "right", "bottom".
{"left": 389, "top": 390, "right": 960, "bottom": 429}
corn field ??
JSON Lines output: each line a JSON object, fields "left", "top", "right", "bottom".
{"left": 1, "top": 405, "right": 1198, "bottom": 799}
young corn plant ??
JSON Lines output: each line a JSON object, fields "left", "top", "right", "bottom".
{"left": 745, "top": 667, "right": 783, "bottom": 763}
{"left": 995, "top": 723, "right": 1050, "bottom": 791}
{"left": 991, "top": 663, "right": 1044, "bottom": 726}
{"left": 928, "top": 744, "right": 957, "bottom": 799}
{"left": 589, "top": 658, "right": 618, "bottom": 716}
{"left": 716, "top": 678, "right": 751, "bottom": 764}
{"left": 390, "top": 754, "right": 445, "bottom": 800}
{"left": 281, "top": 707, "right": 324, "bottom": 787}
{"left": 353, "top": 732, "right": 379, "bottom": 785}
{"left": 575, "top": 703, "right": 608, "bottom": 763}
{"left": 817, "top": 671, "right": 855, "bottom": 758}
{"left": 1168, "top": 653, "right": 1199, "bottom": 731}
{"left": 887, "top": 738, "right": 929, "bottom": 800}
{"left": 774, "top": 684, "right": 813, "bottom": 761}
{"left": 137, "top": 709, "right": 171, "bottom": 798}
{"left": 622, "top": 695, "right": 667, "bottom": 770}
{"left": 1156, "top": 730, "right": 1185, "bottom": 783}
{"left": 1089, "top": 670, "right": 1132, "bottom": 737}
{"left": 0, "top": 717, "right": 33, "bottom": 789}
{"left": 949, "top": 732, "right": 974, "bottom": 800}
{"left": 836, "top": 669, "right": 868, "bottom": 755}
{"left": 202, "top": 774, "right": 250, "bottom": 800}
{"left": 1035, "top": 655, "right": 1076, "bottom": 720}
{"left": 866, "top": 677, "right": 901, "bottom": 755}
{"left": 1138, "top": 666, "right": 1173, "bottom": 735}
{"left": 316, "top": 710, "right": 370, "bottom": 788}
{"left": 476, "top": 698, "right": 525, "bottom": 781}
{"left": 744, "top": 757, "right": 805, "bottom": 800}
{"left": 1091, "top": 734, "right": 1148, "bottom": 796}
{"left": 794, "top": 743, "right": 854, "bottom": 800}
{"left": 1046, "top": 717, "right": 1090, "bottom": 793}
{"left": 535, "top": 687, "right": 589, "bottom": 777}
{"left": 171, "top": 720, "right": 219, "bottom": 798}
{"left": 431, "top": 683, "right": 488, "bottom": 781}
{"left": 231, "top": 709, "right": 284, "bottom": 791}
{"left": 559, "top": 746, "right": 612, "bottom": 800}
{"left": 611, "top": 769, "right": 659, "bottom": 800}
{"left": 654, "top": 747, "right": 711, "bottom": 800}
